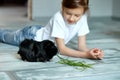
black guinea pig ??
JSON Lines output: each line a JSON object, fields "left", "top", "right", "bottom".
{"left": 18, "top": 39, "right": 58, "bottom": 62}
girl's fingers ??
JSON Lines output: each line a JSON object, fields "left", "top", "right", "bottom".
{"left": 90, "top": 48, "right": 104, "bottom": 59}
{"left": 89, "top": 49, "right": 98, "bottom": 59}
{"left": 97, "top": 50, "right": 104, "bottom": 59}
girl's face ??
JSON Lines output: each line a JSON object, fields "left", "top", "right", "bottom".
{"left": 62, "top": 7, "right": 84, "bottom": 24}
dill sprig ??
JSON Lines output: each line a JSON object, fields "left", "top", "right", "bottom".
{"left": 57, "top": 55, "right": 93, "bottom": 70}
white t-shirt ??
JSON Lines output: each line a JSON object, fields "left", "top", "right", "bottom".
{"left": 34, "top": 11, "right": 90, "bottom": 44}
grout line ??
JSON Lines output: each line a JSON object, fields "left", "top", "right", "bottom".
{"left": 6, "top": 71, "right": 20, "bottom": 80}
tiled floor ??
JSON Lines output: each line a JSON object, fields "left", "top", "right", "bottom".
{"left": 0, "top": 6, "right": 120, "bottom": 80}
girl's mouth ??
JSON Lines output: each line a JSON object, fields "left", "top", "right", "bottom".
{"left": 67, "top": 20, "right": 75, "bottom": 24}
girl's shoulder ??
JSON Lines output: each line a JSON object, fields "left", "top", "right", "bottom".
{"left": 77, "top": 13, "right": 88, "bottom": 23}
{"left": 52, "top": 11, "right": 64, "bottom": 21}
{"left": 45, "top": 11, "right": 65, "bottom": 28}
{"left": 53, "top": 11, "right": 62, "bottom": 17}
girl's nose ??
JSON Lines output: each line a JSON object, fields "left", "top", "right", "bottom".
{"left": 69, "top": 15, "right": 74, "bottom": 21}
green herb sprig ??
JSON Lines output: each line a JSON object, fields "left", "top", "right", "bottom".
{"left": 57, "top": 55, "right": 93, "bottom": 70}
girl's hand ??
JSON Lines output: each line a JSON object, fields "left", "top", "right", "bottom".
{"left": 88, "top": 48, "right": 104, "bottom": 59}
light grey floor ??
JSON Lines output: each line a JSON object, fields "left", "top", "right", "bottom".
{"left": 0, "top": 6, "right": 120, "bottom": 80}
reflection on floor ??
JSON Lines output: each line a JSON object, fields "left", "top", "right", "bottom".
{"left": 0, "top": 6, "right": 120, "bottom": 80}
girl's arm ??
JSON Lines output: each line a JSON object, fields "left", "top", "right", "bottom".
{"left": 55, "top": 37, "right": 91, "bottom": 58}
{"left": 78, "top": 35, "right": 89, "bottom": 52}
{"left": 55, "top": 36, "right": 104, "bottom": 59}
{"left": 78, "top": 35, "right": 104, "bottom": 59}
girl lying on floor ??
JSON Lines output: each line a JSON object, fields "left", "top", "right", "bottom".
{"left": 0, "top": 0, "right": 104, "bottom": 62}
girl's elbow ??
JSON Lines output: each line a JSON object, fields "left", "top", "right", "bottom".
{"left": 59, "top": 49, "right": 64, "bottom": 54}
{"left": 58, "top": 47, "right": 66, "bottom": 55}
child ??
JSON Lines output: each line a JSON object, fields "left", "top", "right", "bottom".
{"left": 0, "top": 0, "right": 104, "bottom": 60}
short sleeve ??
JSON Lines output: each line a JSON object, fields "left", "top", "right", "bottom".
{"left": 78, "top": 15, "right": 90, "bottom": 36}
{"left": 51, "top": 19, "right": 65, "bottom": 39}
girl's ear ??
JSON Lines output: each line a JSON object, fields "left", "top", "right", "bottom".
{"left": 61, "top": 6, "right": 65, "bottom": 12}
{"left": 86, "top": 0, "right": 89, "bottom": 5}
{"left": 61, "top": 6, "right": 66, "bottom": 17}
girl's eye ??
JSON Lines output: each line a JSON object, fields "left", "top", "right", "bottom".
{"left": 75, "top": 15, "right": 81, "bottom": 17}
{"left": 75, "top": 15, "right": 79, "bottom": 17}
{"left": 65, "top": 11, "right": 81, "bottom": 17}
{"left": 66, "top": 12, "right": 71, "bottom": 15}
